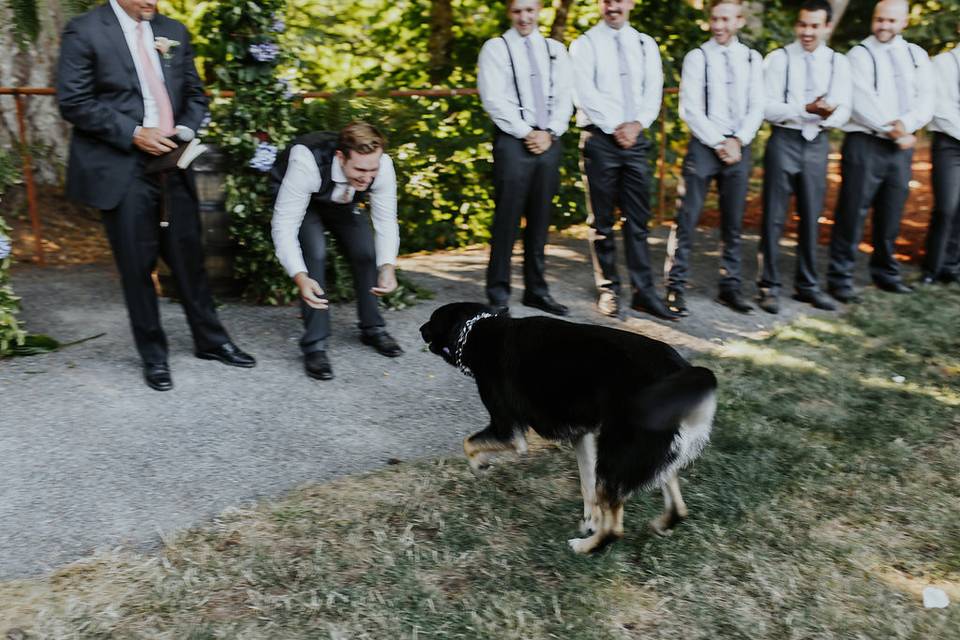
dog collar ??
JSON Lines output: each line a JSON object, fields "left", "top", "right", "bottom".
{"left": 454, "top": 312, "right": 494, "bottom": 378}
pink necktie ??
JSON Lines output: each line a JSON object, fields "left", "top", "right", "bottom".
{"left": 135, "top": 22, "right": 175, "bottom": 135}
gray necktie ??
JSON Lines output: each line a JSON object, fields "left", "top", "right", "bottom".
{"left": 615, "top": 32, "right": 637, "bottom": 123}
{"left": 802, "top": 52, "right": 820, "bottom": 141}
{"left": 524, "top": 37, "right": 549, "bottom": 130}
{"left": 723, "top": 49, "right": 740, "bottom": 133}
{"left": 888, "top": 48, "right": 910, "bottom": 117}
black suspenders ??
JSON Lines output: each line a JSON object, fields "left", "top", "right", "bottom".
{"left": 500, "top": 36, "right": 556, "bottom": 128}
{"left": 856, "top": 41, "right": 919, "bottom": 92}
{"left": 779, "top": 48, "right": 838, "bottom": 103}
{"left": 699, "top": 45, "right": 756, "bottom": 122}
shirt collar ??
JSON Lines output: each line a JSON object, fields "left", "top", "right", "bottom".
{"left": 505, "top": 28, "right": 543, "bottom": 45}
{"left": 866, "top": 34, "right": 904, "bottom": 51}
{"left": 109, "top": 0, "right": 141, "bottom": 34}
{"left": 331, "top": 155, "right": 347, "bottom": 184}
{"left": 706, "top": 36, "right": 740, "bottom": 52}
{"left": 789, "top": 41, "right": 830, "bottom": 59}
{"left": 597, "top": 21, "right": 632, "bottom": 38}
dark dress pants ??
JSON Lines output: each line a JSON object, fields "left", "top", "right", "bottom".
{"left": 298, "top": 204, "right": 385, "bottom": 354}
{"left": 923, "top": 132, "right": 960, "bottom": 279}
{"left": 101, "top": 169, "right": 229, "bottom": 365}
{"left": 665, "top": 137, "right": 752, "bottom": 294}
{"left": 581, "top": 128, "right": 656, "bottom": 295}
{"left": 827, "top": 132, "right": 913, "bottom": 293}
{"left": 757, "top": 127, "right": 830, "bottom": 297}
{"left": 485, "top": 133, "right": 562, "bottom": 306}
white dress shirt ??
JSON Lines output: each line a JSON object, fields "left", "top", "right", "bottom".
{"left": 477, "top": 28, "right": 574, "bottom": 139}
{"left": 844, "top": 35, "right": 934, "bottom": 136}
{"left": 271, "top": 145, "right": 400, "bottom": 278}
{"left": 570, "top": 22, "right": 663, "bottom": 133}
{"left": 763, "top": 41, "right": 852, "bottom": 136}
{"left": 679, "top": 37, "right": 765, "bottom": 148}
{"left": 928, "top": 48, "right": 960, "bottom": 142}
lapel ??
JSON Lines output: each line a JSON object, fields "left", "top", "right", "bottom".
{"left": 99, "top": 4, "right": 139, "bottom": 96}
{"left": 150, "top": 16, "right": 178, "bottom": 104}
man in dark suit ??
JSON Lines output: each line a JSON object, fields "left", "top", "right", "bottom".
{"left": 56, "top": 0, "right": 254, "bottom": 391}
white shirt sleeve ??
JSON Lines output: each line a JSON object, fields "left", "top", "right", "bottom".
{"left": 734, "top": 50, "right": 765, "bottom": 145}
{"left": 478, "top": 38, "right": 533, "bottom": 139}
{"left": 848, "top": 45, "right": 892, "bottom": 133}
{"left": 680, "top": 48, "right": 727, "bottom": 148}
{"left": 271, "top": 145, "right": 321, "bottom": 278}
{"left": 933, "top": 53, "right": 960, "bottom": 141}
{"left": 822, "top": 53, "right": 852, "bottom": 130}
{"left": 900, "top": 45, "right": 935, "bottom": 134}
{"left": 368, "top": 154, "right": 401, "bottom": 267}
{"left": 547, "top": 41, "right": 574, "bottom": 136}
{"left": 637, "top": 34, "right": 664, "bottom": 130}
{"left": 763, "top": 49, "right": 803, "bottom": 124}
{"left": 570, "top": 35, "right": 617, "bottom": 134}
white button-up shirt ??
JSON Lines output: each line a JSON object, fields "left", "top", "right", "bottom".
{"left": 844, "top": 35, "right": 934, "bottom": 136}
{"left": 109, "top": 0, "right": 164, "bottom": 128}
{"left": 763, "top": 41, "right": 851, "bottom": 133}
{"left": 477, "top": 28, "right": 574, "bottom": 139}
{"left": 570, "top": 22, "right": 663, "bottom": 133}
{"left": 679, "top": 37, "right": 765, "bottom": 148}
{"left": 271, "top": 145, "right": 400, "bottom": 278}
{"left": 928, "top": 48, "right": 960, "bottom": 142}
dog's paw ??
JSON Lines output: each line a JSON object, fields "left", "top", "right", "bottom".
{"left": 578, "top": 518, "right": 596, "bottom": 536}
{"left": 467, "top": 459, "right": 492, "bottom": 478}
{"left": 567, "top": 536, "right": 598, "bottom": 554}
{"left": 649, "top": 513, "right": 677, "bottom": 537}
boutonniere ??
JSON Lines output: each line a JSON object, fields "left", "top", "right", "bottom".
{"left": 154, "top": 37, "right": 180, "bottom": 59}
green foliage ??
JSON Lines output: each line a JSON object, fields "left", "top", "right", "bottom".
{"left": 7, "top": 0, "right": 40, "bottom": 48}
{"left": 0, "top": 212, "right": 26, "bottom": 357}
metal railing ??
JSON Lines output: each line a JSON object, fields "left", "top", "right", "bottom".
{"left": 0, "top": 86, "right": 680, "bottom": 265}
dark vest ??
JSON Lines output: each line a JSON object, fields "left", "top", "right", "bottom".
{"left": 270, "top": 132, "right": 372, "bottom": 211}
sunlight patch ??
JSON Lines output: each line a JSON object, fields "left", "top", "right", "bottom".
{"left": 720, "top": 343, "right": 829, "bottom": 374}
{"left": 860, "top": 376, "right": 960, "bottom": 406}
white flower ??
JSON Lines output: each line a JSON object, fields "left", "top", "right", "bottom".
{"left": 154, "top": 37, "right": 181, "bottom": 59}
{"left": 0, "top": 234, "right": 11, "bottom": 260}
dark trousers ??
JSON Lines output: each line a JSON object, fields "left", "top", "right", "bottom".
{"left": 485, "top": 132, "right": 562, "bottom": 305}
{"left": 923, "top": 132, "right": 960, "bottom": 278}
{"left": 101, "top": 169, "right": 229, "bottom": 365}
{"left": 665, "top": 137, "right": 752, "bottom": 293}
{"left": 758, "top": 127, "right": 830, "bottom": 297}
{"left": 298, "top": 204, "right": 384, "bottom": 354}
{"left": 827, "top": 132, "right": 913, "bottom": 292}
{"left": 580, "top": 128, "right": 656, "bottom": 295}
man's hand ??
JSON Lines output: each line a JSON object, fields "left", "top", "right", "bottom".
{"left": 613, "top": 122, "right": 642, "bottom": 149}
{"left": 293, "top": 272, "right": 328, "bottom": 310}
{"left": 524, "top": 130, "right": 553, "bottom": 155}
{"left": 370, "top": 264, "right": 398, "bottom": 297}
{"left": 895, "top": 133, "right": 917, "bottom": 150}
{"left": 133, "top": 127, "right": 178, "bottom": 156}
{"left": 805, "top": 97, "right": 836, "bottom": 119}
{"left": 716, "top": 137, "right": 742, "bottom": 165}
{"left": 887, "top": 119, "right": 907, "bottom": 141}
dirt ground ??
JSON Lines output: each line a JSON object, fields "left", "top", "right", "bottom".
{"left": 2, "top": 143, "right": 935, "bottom": 267}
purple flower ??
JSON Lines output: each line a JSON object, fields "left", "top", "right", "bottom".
{"left": 270, "top": 14, "right": 286, "bottom": 33}
{"left": 249, "top": 42, "right": 280, "bottom": 63}
{"left": 249, "top": 142, "right": 278, "bottom": 172}
{"left": 277, "top": 76, "right": 295, "bottom": 99}
{"left": 0, "top": 234, "right": 11, "bottom": 261}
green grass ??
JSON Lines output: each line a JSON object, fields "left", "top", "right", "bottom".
{"left": 3, "top": 287, "right": 959, "bottom": 639}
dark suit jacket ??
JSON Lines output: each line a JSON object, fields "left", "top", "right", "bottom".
{"left": 56, "top": 4, "right": 208, "bottom": 210}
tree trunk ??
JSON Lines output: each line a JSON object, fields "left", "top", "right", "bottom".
{"left": 427, "top": 0, "right": 453, "bottom": 85}
{"left": 549, "top": 0, "right": 575, "bottom": 43}
{"left": 828, "top": 0, "right": 852, "bottom": 40}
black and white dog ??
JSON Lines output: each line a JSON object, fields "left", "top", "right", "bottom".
{"left": 420, "top": 302, "right": 718, "bottom": 554}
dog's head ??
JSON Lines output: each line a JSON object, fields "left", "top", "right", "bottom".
{"left": 420, "top": 302, "right": 502, "bottom": 366}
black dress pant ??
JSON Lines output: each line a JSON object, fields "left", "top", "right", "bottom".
{"left": 665, "top": 137, "right": 752, "bottom": 294}
{"left": 298, "top": 203, "right": 384, "bottom": 354}
{"left": 101, "top": 169, "right": 229, "bottom": 365}
{"left": 923, "top": 132, "right": 960, "bottom": 279}
{"left": 485, "top": 132, "right": 561, "bottom": 306}
{"left": 757, "top": 127, "right": 830, "bottom": 297}
{"left": 827, "top": 132, "right": 913, "bottom": 293}
{"left": 580, "top": 128, "right": 656, "bottom": 295}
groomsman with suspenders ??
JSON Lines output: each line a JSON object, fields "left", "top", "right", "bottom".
{"left": 756, "top": 0, "right": 851, "bottom": 314}
{"left": 477, "top": 0, "right": 574, "bottom": 316}
{"left": 826, "top": 0, "right": 933, "bottom": 303}
{"left": 920, "top": 43, "right": 960, "bottom": 286}
{"left": 663, "top": 0, "right": 765, "bottom": 316}
{"left": 570, "top": 0, "right": 678, "bottom": 320}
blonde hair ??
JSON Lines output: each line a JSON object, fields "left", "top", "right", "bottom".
{"left": 337, "top": 121, "right": 387, "bottom": 157}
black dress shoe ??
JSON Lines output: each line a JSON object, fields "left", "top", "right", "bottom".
{"left": 631, "top": 289, "right": 679, "bottom": 321}
{"left": 144, "top": 362, "right": 173, "bottom": 392}
{"left": 304, "top": 351, "right": 334, "bottom": 380}
{"left": 875, "top": 280, "right": 914, "bottom": 294}
{"left": 716, "top": 289, "right": 753, "bottom": 314}
{"left": 522, "top": 293, "right": 569, "bottom": 316}
{"left": 665, "top": 289, "right": 690, "bottom": 317}
{"left": 361, "top": 331, "right": 404, "bottom": 357}
{"left": 793, "top": 290, "right": 837, "bottom": 311}
{"left": 828, "top": 287, "right": 861, "bottom": 304}
{"left": 940, "top": 271, "right": 960, "bottom": 285}
{"left": 597, "top": 290, "right": 620, "bottom": 318}
{"left": 757, "top": 291, "right": 780, "bottom": 314}
{"left": 196, "top": 341, "right": 256, "bottom": 368}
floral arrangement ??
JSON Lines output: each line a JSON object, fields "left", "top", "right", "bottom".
{"left": 0, "top": 215, "right": 26, "bottom": 357}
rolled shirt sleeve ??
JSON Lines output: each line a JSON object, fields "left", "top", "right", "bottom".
{"left": 271, "top": 144, "right": 320, "bottom": 278}
{"left": 368, "top": 154, "right": 400, "bottom": 266}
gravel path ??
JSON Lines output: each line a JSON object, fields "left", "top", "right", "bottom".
{"left": 0, "top": 225, "right": 881, "bottom": 579}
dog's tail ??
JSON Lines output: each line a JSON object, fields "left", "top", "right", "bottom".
{"left": 632, "top": 366, "right": 717, "bottom": 433}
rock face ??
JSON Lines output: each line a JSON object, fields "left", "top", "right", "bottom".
{"left": 1, "top": 1, "right": 73, "bottom": 185}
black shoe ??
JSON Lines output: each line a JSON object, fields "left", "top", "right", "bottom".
{"left": 828, "top": 287, "right": 862, "bottom": 304}
{"left": 716, "top": 289, "right": 753, "bottom": 314}
{"left": 631, "top": 289, "right": 679, "bottom": 321}
{"left": 665, "top": 289, "right": 690, "bottom": 317}
{"left": 361, "top": 331, "right": 404, "bottom": 357}
{"left": 875, "top": 280, "right": 914, "bottom": 294}
{"left": 757, "top": 291, "right": 780, "bottom": 314}
{"left": 597, "top": 290, "right": 620, "bottom": 318}
{"left": 522, "top": 293, "right": 569, "bottom": 316}
{"left": 940, "top": 272, "right": 960, "bottom": 285}
{"left": 304, "top": 351, "right": 334, "bottom": 380}
{"left": 195, "top": 341, "right": 257, "bottom": 368}
{"left": 793, "top": 290, "right": 837, "bottom": 311}
{"left": 144, "top": 362, "right": 173, "bottom": 392}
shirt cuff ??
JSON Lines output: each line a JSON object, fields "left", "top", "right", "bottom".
{"left": 174, "top": 125, "right": 195, "bottom": 141}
